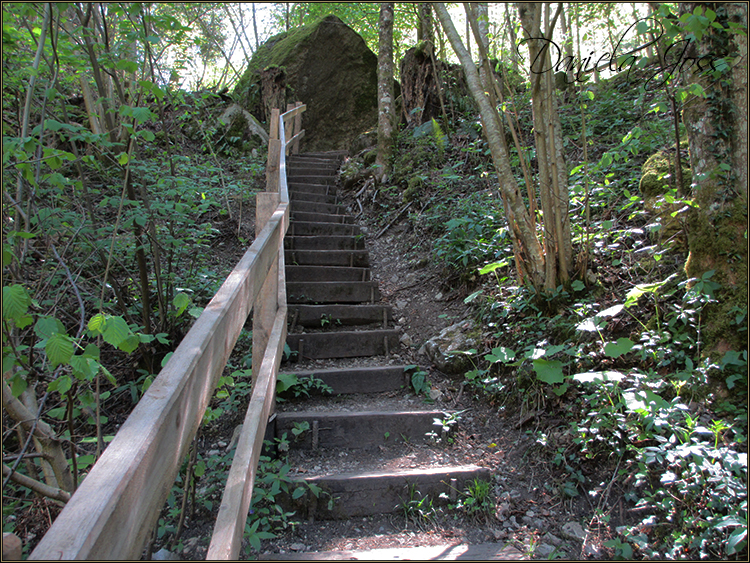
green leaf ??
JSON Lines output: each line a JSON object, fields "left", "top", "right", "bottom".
{"left": 102, "top": 316, "right": 131, "bottom": 348}
{"left": 485, "top": 346, "right": 515, "bottom": 364}
{"left": 131, "top": 107, "right": 153, "bottom": 123}
{"left": 624, "top": 280, "right": 668, "bottom": 307}
{"left": 532, "top": 359, "right": 565, "bottom": 385}
{"left": 34, "top": 316, "right": 66, "bottom": 340}
{"left": 116, "top": 59, "right": 139, "bottom": 73}
{"left": 48, "top": 374, "right": 72, "bottom": 395}
{"left": 173, "top": 292, "right": 191, "bottom": 317}
{"left": 604, "top": 338, "right": 635, "bottom": 358}
{"left": 118, "top": 152, "right": 129, "bottom": 165}
{"left": 118, "top": 334, "right": 140, "bottom": 353}
{"left": 69, "top": 355, "right": 99, "bottom": 380}
{"left": 726, "top": 528, "right": 747, "bottom": 555}
{"left": 46, "top": 333, "right": 74, "bottom": 367}
{"left": 3, "top": 284, "right": 31, "bottom": 323}
{"left": 479, "top": 260, "right": 509, "bottom": 274}
{"left": 11, "top": 373, "right": 27, "bottom": 397}
{"left": 139, "top": 130, "right": 155, "bottom": 142}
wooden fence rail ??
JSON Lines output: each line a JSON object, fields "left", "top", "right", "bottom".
{"left": 29, "top": 103, "right": 306, "bottom": 560}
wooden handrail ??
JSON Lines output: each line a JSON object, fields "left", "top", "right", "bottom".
{"left": 28, "top": 103, "right": 305, "bottom": 560}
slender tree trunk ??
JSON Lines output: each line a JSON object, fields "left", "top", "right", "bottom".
{"left": 518, "top": 2, "right": 572, "bottom": 289}
{"left": 375, "top": 2, "right": 395, "bottom": 183}
{"left": 252, "top": 3, "right": 260, "bottom": 50}
{"left": 434, "top": 3, "right": 545, "bottom": 289}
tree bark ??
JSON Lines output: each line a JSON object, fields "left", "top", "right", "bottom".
{"left": 518, "top": 2, "right": 572, "bottom": 289}
{"left": 680, "top": 2, "right": 748, "bottom": 356}
{"left": 434, "top": 3, "right": 545, "bottom": 289}
{"left": 375, "top": 3, "right": 396, "bottom": 183}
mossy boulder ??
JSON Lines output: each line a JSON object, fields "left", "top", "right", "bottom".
{"left": 421, "top": 319, "right": 481, "bottom": 376}
{"left": 233, "top": 15, "right": 378, "bottom": 153}
{"left": 638, "top": 145, "right": 692, "bottom": 246}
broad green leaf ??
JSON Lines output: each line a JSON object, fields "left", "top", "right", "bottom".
{"left": 533, "top": 359, "right": 565, "bottom": 385}
{"left": 479, "top": 260, "right": 509, "bottom": 275}
{"left": 485, "top": 346, "right": 515, "bottom": 364}
{"left": 624, "top": 280, "right": 667, "bottom": 307}
{"left": 118, "top": 152, "right": 129, "bottom": 165}
{"left": 10, "top": 373, "right": 27, "bottom": 397}
{"left": 116, "top": 59, "right": 139, "bottom": 73}
{"left": 88, "top": 313, "right": 107, "bottom": 334}
{"left": 102, "top": 316, "right": 131, "bottom": 347}
{"left": 173, "top": 292, "right": 191, "bottom": 317}
{"left": 34, "top": 316, "right": 66, "bottom": 340}
{"left": 604, "top": 338, "right": 635, "bottom": 358}
{"left": 118, "top": 334, "right": 140, "bottom": 353}
{"left": 3, "top": 284, "right": 31, "bottom": 323}
{"left": 131, "top": 107, "right": 154, "bottom": 123}
{"left": 48, "top": 374, "right": 72, "bottom": 395}
{"left": 46, "top": 333, "right": 74, "bottom": 367}
{"left": 69, "top": 355, "right": 99, "bottom": 380}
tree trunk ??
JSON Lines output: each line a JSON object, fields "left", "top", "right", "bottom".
{"left": 376, "top": 3, "right": 396, "bottom": 183}
{"left": 434, "top": 3, "right": 546, "bottom": 289}
{"left": 518, "top": 2, "right": 572, "bottom": 289}
{"left": 680, "top": 2, "right": 748, "bottom": 356}
{"left": 417, "top": 2, "right": 433, "bottom": 43}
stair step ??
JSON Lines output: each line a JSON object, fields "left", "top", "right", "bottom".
{"left": 291, "top": 201, "right": 347, "bottom": 215}
{"left": 286, "top": 250, "right": 368, "bottom": 267}
{"left": 289, "top": 304, "right": 391, "bottom": 328}
{"left": 288, "top": 366, "right": 407, "bottom": 394}
{"left": 261, "top": 542, "right": 523, "bottom": 560}
{"left": 287, "top": 281, "right": 380, "bottom": 304}
{"left": 287, "top": 165, "right": 339, "bottom": 175}
{"left": 291, "top": 192, "right": 338, "bottom": 204}
{"left": 285, "top": 465, "right": 491, "bottom": 520}
{"left": 289, "top": 222, "right": 360, "bottom": 237}
{"left": 274, "top": 410, "right": 449, "bottom": 449}
{"left": 288, "top": 183, "right": 337, "bottom": 196}
{"left": 286, "top": 329, "right": 398, "bottom": 359}
{"left": 287, "top": 266, "right": 370, "bottom": 282}
{"left": 290, "top": 212, "right": 354, "bottom": 224}
{"left": 285, "top": 236, "right": 365, "bottom": 251}
{"left": 286, "top": 175, "right": 337, "bottom": 186}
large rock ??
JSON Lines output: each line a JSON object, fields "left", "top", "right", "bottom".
{"left": 234, "top": 15, "right": 378, "bottom": 153}
{"left": 420, "top": 319, "right": 481, "bottom": 375}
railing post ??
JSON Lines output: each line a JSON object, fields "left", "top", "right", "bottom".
{"left": 265, "top": 108, "right": 281, "bottom": 194}
{"left": 292, "top": 101, "right": 303, "bottom": 155}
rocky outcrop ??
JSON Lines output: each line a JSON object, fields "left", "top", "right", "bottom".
{"left": 420, "top": 319, "right": 480, "bottom": 375}
{"left": 234, "top": 15, "right": 378, "bottom": 153}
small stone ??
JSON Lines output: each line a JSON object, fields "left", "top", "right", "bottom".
{"left": 290, "top": 543, "right": 306, "bottom": 552}
{"left": 396, "top": 300, "right": 408, "bottom": 309}
{"left": 522, "top": 516, "right": 534, "bottom": 526}
{"left": 583, "top": 542, "right": 601, "bottom": 557}
{"left": 429, "top": 387, "right": 443, "bottom": 401}
{"left": 207, "top": 450, "right": 220, "bottom": 457}
{"left": 561, "top": 521, "right": 587, "bottom": 541}
{"left": 543, "top": 533, "right": 563, "bottom": 546}
{"left": 525, "top": 509, "right": 535, "bottom": 518}
{"left": 509, "top": 516, "right": 518, "bottom": 528}
{"left": 398, "top": 317, "right": 407, "bottom": 325}
{"left": 217, "top": 441, "right": 227, "bottom": 448}
{"left": 536, "top": 544, "right": 556, "bottom": 557}
{"left": 400, "top": 333, "right": 413, "bottom": 347}
{"left": 390, "top": 275, "right": 399, "bottom": 283}
{"left": 435, "top": 292, "right": 443, "bottom": 300}
{"left": 152, "top": 548, "right": 179, "bottom": 561}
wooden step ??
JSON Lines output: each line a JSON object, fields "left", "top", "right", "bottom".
{"left": 290, "top": 212, "right": 354, "bottom": 224}
{"left": 287, "top": 281, "right": 380, "bottom": 304}
{"left": 287, "top": 366, "right": 408, "bottom": 394}
{"left": 290, "top": 191, "right": 339, "bottom": 204}
{"left": 274, "top": 410, "right": 450, "bottom": 449}
{"left": 286, "top": 174, "right": 338, "bottom": 186}
{"left": 261, "top": 542, "right": 524, "bottom": 560}
{"left": 286, "top": 266, "right": 370, "bottom": 282}
{"left": 291, "top": 201, "right": 347, "bottom": 216}
{"left": 284, "top": 465, "right": 491, "bottom": 520}
{"left": 286, "top": 329, "right": 398, "bottom": 359}
{"left": 288, "top": 182, "right": 337, "bottom": 196}
{"left": 289, "top": 222, "right": 360, "bottom": 237}
{"left": 286, "top": 250, "right": 368, "bottom": 267}
{"left": 285, "top": 236, "right": 365, "bottom": 251}
{"left": 288, "top": 304, "right": 391, "bottom": 329}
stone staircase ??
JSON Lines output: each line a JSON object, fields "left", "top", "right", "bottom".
{"left": 267, "top": 152, "right": 493, "bottom": 535}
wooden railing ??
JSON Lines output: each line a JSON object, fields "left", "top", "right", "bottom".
{"left": 29, "top": 103, "right": 306, "bottom": 560}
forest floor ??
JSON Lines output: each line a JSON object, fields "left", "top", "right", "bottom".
{"left": 160, "top": 175, "right": 636, "bottom": 560}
